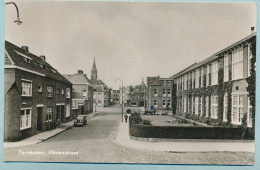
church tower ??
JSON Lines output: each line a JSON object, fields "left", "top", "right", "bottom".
{"left": 91, "top": 57, "right": 98, "bottom": 83}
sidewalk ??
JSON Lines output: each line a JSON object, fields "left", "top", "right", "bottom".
{"left": 115, "top": 122, "right": 255, "bottom": 152}
{"left": 4, "top": 111, "right": 97, "bottom": 149}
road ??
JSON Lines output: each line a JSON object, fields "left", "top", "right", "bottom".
{"left": 4, "top": 107, "right": 254, "bottom": 165}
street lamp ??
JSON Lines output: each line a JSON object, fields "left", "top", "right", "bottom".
{"left": 115, "top": 78, "right": 124, "bottom": 122}
{"left": 6, "top": 2, "right": 22, "bottom": 25}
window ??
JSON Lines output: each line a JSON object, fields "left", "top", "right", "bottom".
{"left": 192, "top": 72, "right": 194, "bottom": 89}
{"left": 201, "top": 68, "right": 204, "bottom": 87}
{"left": 47, "top": 86, "right": 53, "bottom": 97}
{"left": 21, "top": 80, "right": 32, "bottom": 96}
{"left": 184, "top": 97, "right": 187, "bottom": 112}
{"left": 200, "top": 96, "right": 203, "bottom": 115}
{"left": 206, "top": 64, "right": 210, "bottom": 86}
{"left": 211, "top": 95, "right": 218, "bottom": 119}
{"left": 154, "top": 89, "right": 158, "bottom": 97}
{"left": 83, "top": 90, "right": 87, "bottom": 98}
{"left": 61, "top": 88, "right": 64, "bottom": 95}
{"left": 66, "top": 104, "right": 70, "bottom": 117}
{"left": 248, "top": 46, "right": 253, "bottom": 77}
{"left": 98, "top": 93, "right": 102, "bottom": 99}
{"left": 232, "top": 47, "right": 243, "bottom": 80}
{"left": 211, "top": 61, "right": 218, "bottom": 85}
{"left": 195, "top": 69, "right": 200, "bottom": 88}
{"left": 66, "top": 88, "right": 70, "bottom": 98}
{"left": 38, "top": 85, "right": 42, "bottom": 93}
{"left": 56, "top": 88, "right": 60, "bottom": 94}
{"left": 232, "top": 95, "right": 244, "bottom": 124}
{"left": 163, "top": 89, "right": 166, "bottom": 97}
{"left": 205, "top": 96, "right": 209, "bottom": 117}
{"left": 248, "top": 98, "right": 253, "bottom": 127}
{"left": 167, "top": 100, "right": 171, "bottom": 108}
{"left": 191, "top": 96, "right": 194, "bottom": 114}
{"left": 163, "top": 100, "right": 166, "bottom": 107}
{"left": 72, "top": 100, "right": 78, "bottom": 109}
{"left": 223, "top": 93, "right": 228, "bottom": 121}
{"left": 195, "top": 97, "right": 199, "bottom": 115}
{"left": 154, "top": 100, "right": 157, "bottom": 107}
{"left": 224, "top": 54, "right": 229, "bottom": 82}
{"left": 20, "top": 108, "right": 31, "bottom": 130}
{"left": 46, "top": 107, "right": 53, "bottom": 122}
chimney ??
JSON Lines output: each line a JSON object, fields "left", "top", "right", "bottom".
{"left": 21, "top": 46, "right": 29, "bottom": 53}
{"left": 78, "top": 70, "right": 84, "bottom": 74}
{"left": 39, "top": 55, "right": 46, "bottom": 61}
{"left": 251, "top": 27, "right": 255, "bottom": 33}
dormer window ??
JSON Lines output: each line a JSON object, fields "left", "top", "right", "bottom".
{"left": 39, "top": 64, "right": 45, "bottom": 69}
{"left": 24, "top": 57, "right": 31, "bottom": 63}
{"left": 15, "top": 50, "right": 32, "bottom": 64}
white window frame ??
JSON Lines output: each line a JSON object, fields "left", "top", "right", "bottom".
{"left": 232, "top": 94, "right": 244, "bottom": 125}
{"left": 205, "top": 96, "right": 209, "bottom": 117}
{"left": 154, "top": 88, "right": 158, "bottom": 97}
{"left": 154, "top": 100, "right": 157, "bottom": 107}
{"left": 211, "top": 61, "right": 218, "bottom": 85}
{"left": 66, "top": 88, "right": 70, "bottom": 98}
{"left": 163, "top": 100, "right": 166, "bottom": 108}
{"left": 167, "top": 100, "right": 171, "bottom": 108}
{"left": 195, "top": 97, "right": 199, "bottom": 115}
{"left": 47, "top": 86, "right": 53, "bottom": 97}
{"left": 211, "top": 95, "right": 218, "bottom": 119}
{"left": 20, "top": 108, "right": 32, "bottom": 130}
{"left": 66, "top": 104, "right": 70, "bottom": 117}
{"left": 223, "top": 93, "right": 228, "bottom": 122}
{"left": 248, "top": 45, "right": 253, "bottom": 77}
{"left": 83, "top": 89, "right": 87, "bottom": 98}
{"left": 46, "top": 106, "right": 53, "bottom": 122}
{"left": 167, "top": 89, "right": 171, "bottom": 97}
{"left": 201, "top": 68, "right": 204, "bottom": 87}
{"left": 224, "top": 54, "right": 229, "bottom": 82}
{"left": 163, "top": 89, "right": 166, "bottom": 97}
{"left": 232, "top": 47, "right": 243, "bottom": 80}
{"left": 195, "top": 69, "right": 199, "bottom": 88}
{"left": 184, "top": 97, "right": 187, "bottom": 112}
{"left": 21, "top": 80, "right": 32, "bottom": 97}
{"left": 206, "top": 64, "right": 210, "bottom": 86}
{"left": 247, "top": 97, "right": 253, "bottom": 127}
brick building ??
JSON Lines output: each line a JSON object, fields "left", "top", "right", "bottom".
{"left": 146, "top": 76, "right": 173, "bottom": 110}
{"left": 172, "top": 33, "right": 256, "bottom": 127}
{"left": 64, "top": 70, "right": 94, "bottom": 114}
{"left": 4, "top": 41, "right": 73, "bottom": 141}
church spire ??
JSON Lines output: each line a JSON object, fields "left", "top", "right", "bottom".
{"left": 91, "top": 56, "right": 98, "bottom": 83}
{"left": 141, "top": 77, "right": 145, "bottom": 87}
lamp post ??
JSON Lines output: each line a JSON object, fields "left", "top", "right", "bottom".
{"left": 5, "top": 2, "right": 22, "bottom": 25}
{"left": 116, "top": 78, "right": 124, "bottom": 122}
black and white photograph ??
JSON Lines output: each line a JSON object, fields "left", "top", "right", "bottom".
{"left": 3, "top": 0, "right": 257, "bottom": 165}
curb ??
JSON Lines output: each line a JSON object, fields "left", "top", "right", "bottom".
{"left": 40, "top": 126, "right": 72, "bottom": 143}
{"left": 129, "top": 136, "right": 255, "bottom": 143}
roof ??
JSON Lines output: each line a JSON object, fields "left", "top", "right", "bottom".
{"left": 172, "top": 32, "right": 257, "bottom": 78}
{"left": 5, "top": 41, "right": 71, "bottom": 84}
{"left": 92, "top": 79, "right": 106, "bottom": 86}
{"left": 64, "top": 73, "right": 93, "bottom": 86}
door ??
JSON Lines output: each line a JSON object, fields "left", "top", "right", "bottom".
{"left": 56, "top": 106, "right": 60, "bottom": 121}
{"left": 61, "top": 105, "right": 65, "bottom": 122}
{"left": 37, "top": 107, "right": 43, "bottom": 131}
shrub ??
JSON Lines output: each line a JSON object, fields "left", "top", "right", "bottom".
{"left": 142, "top": 119, "right": 152, "bottom": 125}
{"left": 130, "top": 115, "right": 142, "bottom": 124}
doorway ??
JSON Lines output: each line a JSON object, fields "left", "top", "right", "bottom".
{"left": 37, "top": 107, "right": 43, "bottom": 131}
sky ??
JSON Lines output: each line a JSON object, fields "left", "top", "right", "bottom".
{"left": 5, "top": 0, "right": 257, "bottom": 89}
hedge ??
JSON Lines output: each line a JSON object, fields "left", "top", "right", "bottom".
{"left": 129, "top": 117, "right": 254, "bottom": 140}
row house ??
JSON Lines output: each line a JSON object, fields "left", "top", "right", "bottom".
{"left": 64, "top": 70, "right": 94, "bottom": 114}
{"left": 146, "top": 76, "right": 173, "bottom": 110}
{"left": 129, "top": 78, "right": 146, "bottom": 107}
{"left": 172, "top": 32, "right": 256, "bottom": 127}
{"left": 4, "top": 41, "right": 73, "bottom": 141}
{"left": 111, "top": 90, "right": 121, "bottom": 105}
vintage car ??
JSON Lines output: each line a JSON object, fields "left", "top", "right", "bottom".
{"left": 73, "top": 115, "right": 88, "bottom": 127}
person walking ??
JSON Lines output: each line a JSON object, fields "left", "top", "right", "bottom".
{"left": 124, "top": 114, "right": 128, "bottom": 123}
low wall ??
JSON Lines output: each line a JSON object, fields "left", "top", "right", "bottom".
{"left": 129, "top": 118, "right": 254, "bottom": 140}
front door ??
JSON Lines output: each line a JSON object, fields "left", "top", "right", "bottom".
{"left": 37, "top": 107, "right": 43, "bottom": 131}
{"left": 61, "top": 105, "right": 65, "bottom": 122}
